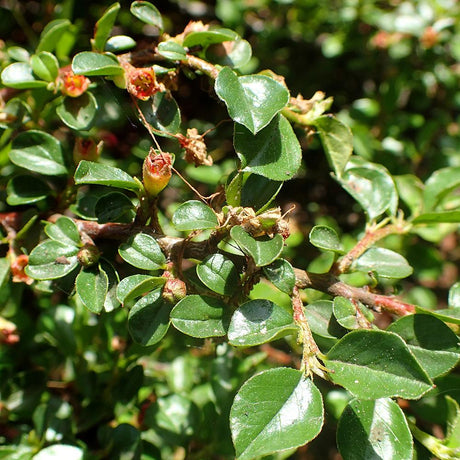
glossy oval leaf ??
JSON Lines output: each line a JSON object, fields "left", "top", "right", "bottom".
{"left": 30, "top": 51, "right": 59, "bottom": 82}
{"left": 412, "top": 211, "right": 460, "bottom": 224}
{"left": 116, "top": 274, "right": 165, "bottom": 305}
{"left": 206, "top": 38, "right": 252, "bottom": 69}
{"left": 76, "top": 266, "right": 108, "bottom": 314}
{"left": 105, "top": 35, "right": 137, "bottom": 53}
{"left": 10, "top": 130, "right": 67, "bottom": 176}
{"left": 92, "top": 2, "right": 121, "bottom": 52}
{"left": 128, "top": 289, "right": 171, "bottom": 346}
{"left": 74, "top": 160, "right": 141, "bottom": 191}
{"left": 157, "top": 41, "right": 187, "bottom": 61}
{"left": 34, "top": 444, "right": 84, "bottom": 460}
{"left": 228, "top": 299, "right": 296, "bottom": 346}
{"left": 230, "top": 368, "right": 324, "bottom": 460}
{"left": 449, "top": 282, "right": 460, "bottom": 308}
{"left": 44, "top": 216, "right": 81, "bottom": 247}
{"left": 172, "top": 200, "right": 219, "bottom": 231}
{"left": 309, "top": 225, "right": 344, "bottom": 253}
{"left": 56, "top": 92, "right": 98, "bottom": 130}
{"left": 130, "top": 1, "right": 163, "bottom": 31}
{"left": 337, "top": 398, "right": 413, "bottom": 460}
{"left": 325, "top": 329, "right": 433, "bottom": 400}
{"left": 183, "top": 28, "right": 238, "bottom": 48}
{"left": 36, "top": 19, "right": 71, "bottom": 53}
{"left": 72, "top": 51, "right": 123, "bottom": 76}
{"left": 262, "top": 259, "right": 296, "bottom": 294}
{"left": 119, "top": 233, "right": 166, "bottom": 270}
{"left": 141, "top": 92, "right": 181, "bottom": 135}
{"left": 417, "top": 307, "right": 460, "bottom": 325}
{"left": 215, "top": 67, "right": 289, "bottom": 135}
{"left": 353, "top": 247, "right": 413, "bottom": 279}
{"left": 423, "top": 166, "right": 460, "bottom": 211}
{"left": 6, "top": 175, "right": 51, "bottom": 205}
{"left": 234, "top": 114, "right": 302, "bottom": 181}
{"left": 94, "top": 191, "right": 135, "bottom": 223}
{"left": 333, "top": 296, "right": 361, "bottom": 330}
{"left": 387, "top": 314, "right": 460, "bottom": 379}
{"left": 196, "top": 253, "right": 238, "bottom": 296}
{"left": 1, "top": 62, "right": 48, "bottom": 89}
{"left": 170, "top": 295, "right": 228, "bottom": 338}
{"left": 99, "top": 259, "right": 120, "bottom": 312}
{"left": 230, "top": 226, "right": 284, "bottom": 267}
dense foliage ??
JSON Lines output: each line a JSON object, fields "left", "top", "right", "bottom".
{"left": 0, "top": 1, "right": 459, "bottom": 459}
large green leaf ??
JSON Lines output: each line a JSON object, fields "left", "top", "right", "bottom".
{"left": 412, "top": 211, "right": 460, "bottom": 224}
{"left": 1, "top": 62, "right": 48, "bottom": 89}
{"left": 10, "top": 130, "right": 67, "bottom": 176}
{"left": 228, "top": 299, "right": 296, "bottom": 346}
{"left": 230, "top": 226, "right": 284, "bottom": 267}
{"left": 172, "top": 200, "right": 219, "bottom": 231}
{"left": 423, "top": 166, "right": 460, "bottom": 211}
{"left": 387, "top": 314, "right": 460, "bottom": 378}
{"left": 170, "top": 295, "right": 228, "bottom": 338}
{"left": 119, "top": 233, "right": 166, "bottom": 270}
{"left": 30, "top": 51, "right": 59, "bottom": 82}
{"left": 234, "top": 114, "right": 301, "bottom": 181}
{"left": 141, "top": 92, "right": 181, "bottom": 135}
{"left": 36, "top": 19, "right": 71, "bottom": 53}
{"left": 230, "top": 368, "right": 323, "bottom": 460}
{"left": 196, "top": 253, "right": 239, "bottom": 296}
{"left": 128, "top": 289, "right": 171, "bottom": 346}
{"left": 94, "top": 191, "right": 135, "bottom": 223}
{"left": 92, "top": 2, "right": 121, "bottom": 52}
{"left": 116, "top": 274, "right": 165, "bottom": 305}
{"left": 325, "top": 330, "right": 433, "bottom": 399}
{"left": 44, "top": 216, "right": 81, "bottom": 247}
{"left": 353, "top": 247, "right": 413, "bottom": 279}
{"left": 206, "top": 38, "right": 252, "bottom": 69}
{"left": 56, "top": 92, "right": 98, "bottom": 131}
{"left": 76, "top": 266, "right": 108, "bottom": 314}
{"left": 417, "top": 307, "right": 460, "bottom": 325}
{"left": 337, "top": 398, "right": 413, "bottom": 460}
{"left": 72, "top": 52, "right": 123, "bottom": 76}
{"left": 313, "top": 116, "right": 353, "bottom": 178}
{"left": 130, "top": 1, "right": 163, "bottom": 30}
{"left": 262, "top": 259, "right": 296, "bottom": 294}
{"left": 6, "top": 175, "right": 51, "bottom": 205}
{"left": 215, "top": 67, "right": 289, "bottom": 135}
{"left": 74, "top": 160, "right": 141, "bottom": 191}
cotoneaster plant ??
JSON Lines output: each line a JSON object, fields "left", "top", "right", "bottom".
{"left": 0, "top": 2, "right": 459, "bottom": 459}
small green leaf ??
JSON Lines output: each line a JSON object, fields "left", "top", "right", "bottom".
{"left": 333, "top": 297, "right": 363, "bottom": 330}
{"left": 105, "top": 35, "right": 137, "bottom": 53}
{"left": 262, "top": 259, "right": 296, "bottom": 294}
{"left": 196, "top": 253, "right": 238, "bottom": 296}
{"left": 0, "top": 98, "right": 31, "bottom": 129}
{"left": 412, "top": 211, "right": 460, "bottom": 224}
{"left": 183, "top": 28, "right": 239, "bottom": 48}
{"left": 170, "top": 295, "right": 228, "bottom": 338}
{"left": 228, "top": 299, "right": 296, "bottom": 346}
{"left": 387, "top": 314, "right": 460, "bottom": 378}
{"left": 206, "top": 38, "right": 252, "bottom": 69}
{"left": 230, "top": 226, "right": 284, "bottom": 267}
{"left": 309, "top": 225, "right": 344, "bottom": 253}
{"left": 337, "top": 398, "right": 413, "bottom": 460}
{"left": 74, "top": 160, "right": 141, "bottom": 191}
{"left": 234, "top": 114, "right": 302, "bottom": 181}
{"left": 423, "top": 166, "right": 460, "bottom": 211}
{"left": 9, "top": 130, "right": 67, "bottom": 176}
{"left": 449, "top": 282, "right": 460, "bottom": 308}
{"left": 94, "top": 192, "right": 135, "bottom": 223}
{"left": 45, "top": 216, "right": 81, "bottom": 247}
{"left": 0, "top": 258, "right": 10, "bottom": 290}
{"left": 215, "top": 67, "right": 289, "bottom": 135}
{"left": 128, "top": 289, "right": 171, "bottom": 346}
{"left": 157, "top": 41, "right": 187, "bottom": 61}
{"left": 325, "top": 330, "right": 433, "bottom": 399}
{"left": 76, "top": 266, "right": 108, "bottom": 313}
{"left": 6, "top": 175, "right": 51, "bottom": 205}
{"left": 99, "top": 259, "right": 120, "bottom": 312}
{"left": 34, "top": 445, "right": 84, "bottom": 460}
{"left": 92, "top": 2, "right": 121, "bottom": 52}
{"left": 116, "top": 274, "right": 165, "bottom": 305}
{"left": 36, "top": 19, "right": 71, "bottom": 53}
{"left": 7, "top": 46, "right": 30, "bottom": 62}
{"left": 353, "top": 247, "right": 413, "bottom": 279}
{"left": 72, "top": 51, "right": 123, "bottom": 76}
{"left": 1, "top": 62, "right": 48, "bottom": 89}
{"left": 417, "top": 307, "right": 460, "bottom": 325}
{"left": 56, "top": 92, "right": 98, "bottom": 130}
{"left": 141, "top": 92, "right": 181, "bottom": 135}
{"left": 30, "top": 51, "right": 59, "bottom": 82}
{"left": 230, "top": 368, "right": 324, "bottom": 460}
{"left": 119, "top": 233, "right": 166, "bottom": 270}
{"left": 172, "top": 200, "right": 218, "bottom": 231}
{"left": 313, "top": 116, "right": 353, "bottom": 178}
{"left": 130, "top": 1, "right": 163, "bottom": 31}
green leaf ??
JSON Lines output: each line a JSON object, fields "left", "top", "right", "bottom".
{"left": 183, "top": 28, "right": 239, "bottom": 48}
{"left": 0, "top": 98, "right": 31, "bottom": 129}
{"left": 1, "top": 62, "right": 48, "bottom": 89}
{"left": 130, "top": 1, "right": 163, "bottom": 31}
{"left": 325, "top": 330, "right": 433, "bottom": 399}
{"left": 0, "top": 258, "right": 10, "bottom": 290}
{"left": 337, "top": 398, "right": 413, "bottom": 460}
{"left": 72, "top": 51, "right": 123, "bottom": 76}
{"left": 449, "top": 282, "right": 460, "bottom": 308}
{"left": 230, "top": 226, "right": 284, "bottom": 267}
{"left": 228, "top": 299, "right": 296, "bottom": 346}
{"left": 412, "top": 211, "right": 460, "bottom": 224}
{"left": 309, "top": 225, "right": 344, "bottom": 253}
{"left": 353, "top": 247, "right": 413, "bottom": 279}
{"left": 230, "top": 368, "right": 324, "bottom": 460}
{"left": 36, "top": 19, "right": 71, "bottom": 53}
{"left": 262, "top": 259, "right": 296, "bottom": 294}
{"left": 313, "top": 116, "right": 353, "bottom": 178}
{"left": 99, "top": 259, "right": 120, "bottom": 312}
{"left": 234, "top": 114, "right": 302, "bottom": 181}
{"left": 119, "top": 233, "right": 166, "bottom": 270}
{"left": 45, "top": 216, "right": 81, "bottom": 247}
{"left": 141, "top": 92, "right": 181, "bottom": 135}
{"left": 116, "top": 274, "right": 165, "bottom": 305}
{"left": 9, "top": 130, "right": 67, "bottom": 176}
{"left": 105, "top": 35, "right": 137, "bottom": 53}
{"left": 7, "top": 46, "right": 30, "bottom": 62}
{"left": 34, "top": 445, "right": 84, "bottom": 460}
{"left": 76, "top": 266, "right": 108, "bottom": 313}
{"left": 128, "top": 289, "right": 171, "bottom": 346}
{"left": 417, "top": 307, "right": 460, "bottom": 325}
{"left": 170, "top": 295, "right": 228, "bottom": 338}
{"left": 30, "top": 51, "right": 59, "bottom": 82}
{"left": 26, "top": 241, "right": 79, "bottom": 280}
{"left": 94, "top": 191, "right": 135, "bottom": 223}
{"left": 56, "top": 92, "right": 98, "bottom": 130}
{"left": 6, "top": 175, "right": 51, "bottom": 205}
{"left": 423, "top": 166, "right": 460, "bottom": 211}
{"left": 387, "top": 314, "right": 460, "bottom": 378}
{"left": 333, "top": 297, "right": 361, "bottom": 330}
{"left": 172, "top": 200, "right": 218, "bottom": 231}
{"left": 196, "top": 253, "right": 238, "bottom": 296}
{"left": 157, "top": 41, "right": 187, "bottom": 61}
{"left": 205, "top": 38, "right": 252, "bottom": 69}
{"left": 92, "top": 2, "right": 121, "bottom": 52}
{"left": 74, "top": 160, "right": 141, "bottom": 191}
{"left": 215, "top": 67, "right": 289, "bottom": 135}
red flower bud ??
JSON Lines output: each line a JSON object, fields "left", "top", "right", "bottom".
{"left": 162, "top": 277, "right": 187, "bottom": 304}
{"left": 61, "top": 71, "right": 90, "bottom": 97}
{"left": 10, "top": 254, "right": 33, "bottom": 285}
{"left": 142, "top": 149, "right": 172, "bottom": 197}
{"left": 73, "top": 137, "right": 102, "bottom": 164}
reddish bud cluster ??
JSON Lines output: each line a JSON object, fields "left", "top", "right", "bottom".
{"left": 73, "top": 138, "right": 102, "bottom": 164}
{"left": 142, "top": 149, "right": 172, "bottom": 197}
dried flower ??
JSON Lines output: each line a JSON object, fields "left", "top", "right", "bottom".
{"left": 142, "top": 149, "right": 172, "bottom": 197}
{"left": 126, "top": 65, "right": 162, "bottom": 101}
{"left": 178, "top": 128, "right": 213, "bottom": 166}
{"left": 10, "top": 254, "right": 33, "bottom": 285}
